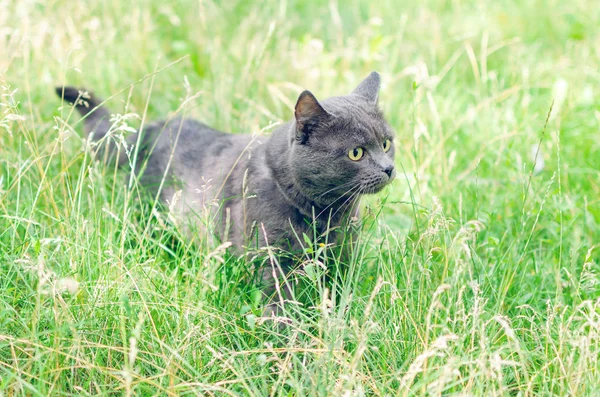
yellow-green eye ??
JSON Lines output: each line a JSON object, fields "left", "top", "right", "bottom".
{"left": 383, "top": 138, "right": 392, "bottom": 152}
{"left": 348, "top": 147, "right": 364, "bottom": 161}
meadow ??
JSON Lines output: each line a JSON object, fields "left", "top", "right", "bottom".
{"left": 1, "top": 0, "right": 600, "bottom": 395}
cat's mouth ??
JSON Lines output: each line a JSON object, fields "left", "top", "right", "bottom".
{"left": 361, "top": 173, "right": 395, "bottom": 194}
{"left": 314, "top": 173, "right": 395, "bottom": 204}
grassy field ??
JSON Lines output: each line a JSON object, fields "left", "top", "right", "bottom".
{"left": 2, "top": 0, "right": 600, "bottom": 395}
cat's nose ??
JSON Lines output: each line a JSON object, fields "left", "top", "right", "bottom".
{"left": 383, "top": 164, "right": 394, "bottom": 177}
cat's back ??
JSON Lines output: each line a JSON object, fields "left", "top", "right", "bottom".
{"left": 138, "top": 117, "right": 261, "bottom": 206}
{"left": 140, "top": 118, "right": 231, "bottom": 173}
{"left": 140, "top": 118, "right": 226, "bottom": 161}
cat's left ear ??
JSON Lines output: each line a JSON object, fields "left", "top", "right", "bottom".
{"left": 294, "top": 90, "right": 330, "bottom": 143}
{"left": 351, "top": 71, "right": 380, "bottom": 104}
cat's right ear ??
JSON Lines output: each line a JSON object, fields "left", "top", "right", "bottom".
{"left": 294, "top": 90, "right": 330, "bottom": 144}
{"left": 351, "top": 71, "right": 380, "bottom": 104}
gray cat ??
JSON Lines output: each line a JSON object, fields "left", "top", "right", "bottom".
{"left": 56, "top": 72, "right": 395, "bottom": 312}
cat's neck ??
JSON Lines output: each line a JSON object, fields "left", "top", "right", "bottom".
{"left": 265, "top": 123, "right": 359, "bottom": 225}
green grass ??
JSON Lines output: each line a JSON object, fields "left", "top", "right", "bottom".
{"left": 2, "top": 0, "right": 600, "bottom": 395}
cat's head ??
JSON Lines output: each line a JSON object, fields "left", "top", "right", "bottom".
{"left": 289, "top": 72, "right": 396, "bottom": 206}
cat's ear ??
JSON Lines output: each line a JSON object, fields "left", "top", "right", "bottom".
{"left": 351, "top": 71, "right": 380, "bottom": 104}
{"left": 294, "top": 90, "right": 330, "bottom": 143}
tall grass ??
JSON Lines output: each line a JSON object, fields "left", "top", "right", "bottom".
{"left": 1, "top": 0, "right": 600, "bottom": 395}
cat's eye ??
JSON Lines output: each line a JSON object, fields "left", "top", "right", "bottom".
{"left": 348, "top": 147, "right": 364, "bottom": 161}
{"left": 383, "top": 138, "right": 392, "bottom": 152}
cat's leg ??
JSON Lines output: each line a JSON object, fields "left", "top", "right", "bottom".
{"left": 258, "top": 259, "right": 295, "bottom": 320}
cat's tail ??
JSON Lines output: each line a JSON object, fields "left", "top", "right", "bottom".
{"left": 55, "top": 86, "right": 111, "bottom": 140}
{"left": 55, "top": 86, "right": 130, "bottom": 166}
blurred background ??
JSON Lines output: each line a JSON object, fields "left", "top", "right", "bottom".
{"left": 2, "top": 0, "right": 599, "bottom": 225}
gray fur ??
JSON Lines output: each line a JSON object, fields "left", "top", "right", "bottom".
{"left": 55, "top": 72, "right": 395, "bottom": 300}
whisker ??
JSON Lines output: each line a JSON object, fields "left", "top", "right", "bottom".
{"left": 316, "top": 181, "right": 358, "bottom": 199}
{"left": 331, "top": 185, "right": 363, "bottom": 221}
{"left": 316, "top": 183, "right": 362, "bottom": 220}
